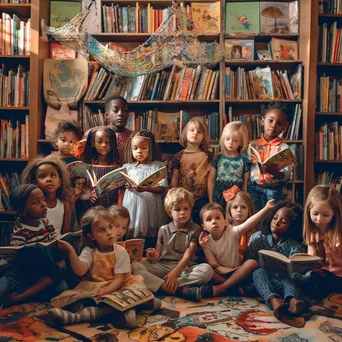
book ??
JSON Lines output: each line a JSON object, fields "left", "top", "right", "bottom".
{"left": 115, "top": 239, "right": 145, "bottom": 263}
{"left": 253, "top": 67, "right": 274, "bottom": 100}
{"left": 120, "top": 166, "right": 167, "bottom": 188}
{"left": 248, "top": 145, "right": 295, "bottom": 172}
{"left": 154, "top": 111, "right": 180, "bottom": 142}
{"left": 86, "top": 167, "right": 126, "bottom": 197}
{"left": 51, "top": 282, "right": 154, "bottom": 312}
{"left": 256, "top": 48, "right": 272, "bottom": 60}
{"left": 50, "top": 41, "right": 76, "bottom": 59}
{"left": 258, "top": 250, "right": 322, "bottom": 277}
{"left": 225, "top": 39, "right": 255, "bottom": 60}
{"left": 50, "top": 1, "right": 82, "bottom": 28}
{"left": 191, "top": 2, "right": 220, "bottom": 34}
{"left": 270, "top": 38, "right": 298, "bottom": 60}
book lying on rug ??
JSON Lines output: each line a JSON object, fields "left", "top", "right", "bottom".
{"left": 51, "top": 283, "right": 154, "bottom": 312}
{"left": 120, "top": 166, "right": 167, "bottom": 188}
{"left": 215, "top": 266, "right": 239, "bottom": 276}
{"left": 248, "top": 145, "right": 295, "bottom": 173}
{"left": 116, "top": 239, "right": 145, "bottom": 263}
{"left": 86, "top": 167, "right": 126, "bottom": 196}
{"left": 258, "top": 250, "right": 322, "bottom": 277}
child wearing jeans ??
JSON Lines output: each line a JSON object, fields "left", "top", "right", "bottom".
{"left": 133, "top": 188, "right": 214, "bottom": 302}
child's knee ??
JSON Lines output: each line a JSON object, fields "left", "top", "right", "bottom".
{"left": 200, "top": 264, "right": 214, "bottom": 283}
{"left": 245, "top": 259, "right": 258, "bottom": 270}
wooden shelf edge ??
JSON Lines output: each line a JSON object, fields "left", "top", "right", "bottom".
{"left": 0, "top": 55, "right": 30, "bottom": 58}
{"left": 225, "top": 60, "right": 302, "bottom": 65}
{"left": 0, "top": 158, "right": 29, "bottom": 161}
{"left": 316, "top": 112, "right": 342, "bottom": 115}
{"left": 315, "top": 160, "right": 342, "bottom": 163}
{"left": 225, "top": 99, "right": 302, "bottom": 103}
{"left": 0, "top": 3, "right": 31, "bottom": 7}
{"left": 317, "top": 63, "right": 342, "bottom": 66}
{"left": 0, "top": 106, "right": 30, "bottom": 110}
{"left": 0, "top": 211, "right": 16, "bottom": 215}
{"left": 84, "top": 100, "right": 220, "bottom": 104}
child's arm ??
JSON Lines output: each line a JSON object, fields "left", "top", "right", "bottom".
{"left": 171, "top": 168, "right": 180, "bottom": 188}
{"left": 95, "top": 273, "right": 126, "bottom": 297}
{"left": 243, "top": 171, "right": 250, "bottom": 192}
{"left": 199, "top": 231, "right": 220, "bottom": 268}
{"left": 133, "top": 185, "right": 166, "bottom": 194}
{"left": 207, "top": 166, "right": 216, "bottom": 203}
{"left": 237, "top": 199, "right": 275, "bottom": 236}
{"left": 146, "top": 243, "right": 163, "bottom": 262}
{"left": 62, "top": 201, "right": 71, "bottom": 234}
{"left": 117, "top": 187, "right": 124, "bottom": 205}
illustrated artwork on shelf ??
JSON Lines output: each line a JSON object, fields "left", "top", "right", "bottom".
{"left": 225, "top": 39, "right": 255, "bottom": 60}
{"left": 270, "top": 38, "right": 298, "bottom": 61}
{"left": 191, "top": 1, "right": 221, "bottom": 34}
{"left": 50, "top": 0, "right": 83, "bottom": 29}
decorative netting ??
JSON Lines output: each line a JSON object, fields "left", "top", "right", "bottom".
{"left": 45, "top": 1, "right": 222, "bottom": 76}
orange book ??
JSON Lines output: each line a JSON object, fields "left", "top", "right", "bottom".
{"left": 20, "top": 123, "right": 25, "bottom": 159}
{"left": 179, "top": 68, "right": 193, "bottom": 101}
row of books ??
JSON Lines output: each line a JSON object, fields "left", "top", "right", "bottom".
{"left": 0, "top": 0, "right": 30, "bottom": 3}
{"left": 0, "top": 171, "right": 20, "bottom": 212}
{"left": 81, "top": 107, "right": 109, "bottom": 133}
{"left": 319, "top": 0, "right": 342, "bottom": 14}
{"left": 0, "top": 117, "right": 29, "bottom": 159}
{"left": 315, "top": 122, "right": 342, "bottom": 160}
{"left": 283, "top": 184, "right": 303, "bottom": 204}
{"left": 225, "top": 38, "right": 299, "bottom": 61}
{"left": 316, "top": 172, "right": 342, "bottom": 192}
{"left": 288, "top": 144, "right": 304, "bottom": 181}
{"left": 319, "top": 22, "right": 342, "bottom": 63}
{"left": 317, "top": 75, "right": 342, "bottom": 113}
{"left": 84, "top": 64, "right": 219, "bottom": 102}
{"left": 0, "top": 13, "right": 31, "bottom": 56}
{"left": 0, "top": 64, "right": 30, "bottom": 107}
{"left": 225, "top": 65, "right": 302, "bottom": 100}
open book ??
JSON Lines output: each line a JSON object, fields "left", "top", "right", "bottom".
{"left": 116, "top": 239, "right": 145, "bottom": 263}
{"left": 86, "top": 167, "right": 126, "bottom": 196}
{"left": 248, "top": 145, "right": 295, "bottom": 173}
{"left": 258, "top": 250, "right": 322, "bottom": 277}
{"left": 215, "top": 266, "right": 239, "bottom": 276}
{"left": 51, "top": 283, "right": 154, "bottom": 312}
{"left": 120, "top": 166, "right": 167, "bottom": 188}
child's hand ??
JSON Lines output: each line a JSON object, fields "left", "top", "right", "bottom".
{"left": 163, "top": 271, "right": 178, "bottom": 294}
{"left": 58, "top": 240, "right": 74, "bottom": 254}
{"left": 89, "top": 190, "right": 97, "bottom": 203}
{"left": 94, "top": 287, "right": 108, "bottom": 298}
{"left": 7, "top": 293, "right": 23, "bottom": 305}
{"left": 265, "top": 199, "right": 276, "bottom": 210}
{"left": 249, "top": 155, "right": 258, "bottom": 165}
{"left": 146, "top": 248, "right": 158, "bottom": 262}
{"left": 133, "top": 185, "right": 148, "bottom": 193}
{"left": 199, "top": 232, "right": 210, "bottom": 250}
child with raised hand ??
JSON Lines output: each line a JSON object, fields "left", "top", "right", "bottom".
{"left": 82, "top": 126, "right": 123, "bottom": 208}
{"left": 244, "top": 201, "right": 306, "bottom": 322}
{"left": 21, "top": 156, "right": 72, "bottom": 237}
{"left": 107, "top": 205, "right": 130, "bottom": 241}
{"left": 122, "top": 130, "right": 167, "bottom": 246}
{"left": 208, "top": 121, "right": 250, "bottom": 209}
{"left": 53, "top": 120, "right": 83, "bottom": 165}
{"left": 0, "top": 184, "right": 65, "bottom": 306}
{"left": 248, "top": 103, "right": 292, "bottom": 212}
{"left": 296, "top": 185, "right": 342, "bottom": 298}
{"left": 133, "top": 188, "right": 214, "bottom": 302}
{"left": 171, "top": 118, "right": 212, "bottom": 224}
{"left": 198, "top": 199, "right": 274, "bottom": 298}
{"left": 48, "top": 206, "right": 160, "bottom": 328}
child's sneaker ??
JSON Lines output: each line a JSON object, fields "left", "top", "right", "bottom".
{"left": 176, "top": 285, "right": 202, "bottom": 302}
{"left": 124, "top": 309, "right": 137, "bottom": 329}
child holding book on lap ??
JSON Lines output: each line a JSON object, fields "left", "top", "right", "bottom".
{"left": 248, "top": 103, "right": 292, "bottom": 212}
{"left": 48, "top": 206, "right": 160, "bottom": 328}
{"left": 133, "top": 188, "right": 214, "bottom": 302}
{"left": 171, "top": 118, "right": 212, "bottom": 224}
{"left": 208, "top": 121, "right": 250, "bottom": 209}
{"left": 198, "top": 199, "right": 273, "bottom": 298}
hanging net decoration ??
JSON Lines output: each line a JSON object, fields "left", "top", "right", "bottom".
{"left": 45, "top": 1, "right": 222, "bottom": 76}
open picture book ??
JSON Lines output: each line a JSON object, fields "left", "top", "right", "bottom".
{"left": 86, "top": 167, "right": 126, "bottom": 196}
{"left": 116, "top": 239, "right": 145, "bottom": 263}
{"left": 120, "top": 166, "right": 167, "bottom": 188}
{"left": 258, "top": 250, "right": 322, "bottom": 277}
{"left": 248, "top": 145, "right": 295, "bottom": 173}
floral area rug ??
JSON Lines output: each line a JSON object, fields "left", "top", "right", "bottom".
{"left": 1, "top": 294, "right": 342, "bottom": 341}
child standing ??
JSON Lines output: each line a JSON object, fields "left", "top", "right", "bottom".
{"left": 21, "top": 156, "right": 72, "bottom": 237}
{"left": 53, "top": 120, "right": 83, "bottom": 165}
{"left": 0, "top": 184, "right": 65, "bottom": 306}
{"left": 48, "top": 206, "right": 160, "bottom": 328}
{"left": 208, "top": 121, "right": 250, "bottom": 209}
{"left": 198, "top": 199, "right": 273, "bottom": 298}
{"left": 133, "top": 188, "right": 214, "bottom": 302}
{"left": 82, "top": 126, "right": 123, "bottom": 208}
{"left": 122, "top": 130, "right": 167, "bottom": 245}
{"left": 298, "top": 185, "right": 342, "bottom": 298}
{"left": 171, "top": 118, "right": 212, "bottom": 224}
{"left": 248, "top": 103, "right": 291, "bottom": 212}
{"left": 107, "top": 205, "right": 130, "bottom": 241}
{"left": 245, "top": 201, "right": 306, "bottom": 321}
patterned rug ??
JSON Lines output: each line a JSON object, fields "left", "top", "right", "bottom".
{"left": 1, "top": 294, "right": 342, "bottom": 341}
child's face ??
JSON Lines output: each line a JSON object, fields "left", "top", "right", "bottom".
{"left": 262, "top": 110, "right": 288, "bottom": 141}
{"left": 35, "top": 164, "right": 61, "bottom": 195}
{"left": 93, "top": 130, "right": 111, "bottom": 156}
{"left": 106, "top": 99, "right": 129, "bottom": 128}
{"left": 310, "top": 200, "right": 334, "bottom": 232}
{"left": 224, "top": 131, "right": 242, "bottom": 153}
{"left": 202, "top": 209, "right": 227, "bottom": 236}
{"left": 132, "top": 136, "right": 149, "bottom": 163}
{"left": 270, "top": 207, "right": 292, "bottom": 238}
{"left": 55, "top": 131, "right": 79, "bottom": 157}
{"left": 186, "top": 123, "right": 204, "bottom": 146}
{"left": 74, "top": 178, "right": 86, "bottom": 190}
{"left": 24, "top": 188, "right": 47, "bottom": 219}
{"left": 170, "top": 200, "right": 192, "bottom": 228}
{"left": 113, "top": 216, "right": 129, "bottom": 240}
{"left": 230, "top": 198, "right": 249, "bottom": 224}
{"left": 89, "top": 217, "right": 115, "bottom": 252}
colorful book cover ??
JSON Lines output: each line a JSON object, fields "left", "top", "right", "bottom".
{"left": 225, "top": 39, "right": 255, "bottom": 60}
{"left": 191, "top": 1, "right": 220, "bottom": 33}
{"left": 253, "top": 67, "right": 274, "bottom": 100}
{"left": 154, "top": 111, "right": 180, "bottom": 142}
{"left": 271, "top": 38, "right": 298, "bottom": 60}
{"left": 256, "top": 48, "right": 272, "bottom": 60}
{"left": 260, "top": 1, "right": 299, "bottom": 34}
{"left": 50, "top": 1, "right": 82, "bottom": 28}
{"left": 225, "top": 2, "right": 260, "bottom": 35}
{"left": 289, "top": 64, "right": 302, "bottom": 99}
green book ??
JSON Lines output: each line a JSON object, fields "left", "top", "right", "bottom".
{"left": 225, "top": 2, "right": 260, "bottom": 35}
{"left": 50, "top": 1, "right": 82, "bottom": 28}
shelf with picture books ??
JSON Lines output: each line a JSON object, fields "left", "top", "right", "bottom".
{"left": 0, "top": 170, "right": 21, "bottom": 216}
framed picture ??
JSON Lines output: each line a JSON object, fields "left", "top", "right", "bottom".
{"left": 50, "top": 1, "right": 82, "bottom": 28}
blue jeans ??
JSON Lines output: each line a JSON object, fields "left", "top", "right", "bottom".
{"left": 248, "top": 183, "right": 284, "bottom": 212}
